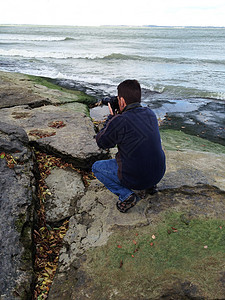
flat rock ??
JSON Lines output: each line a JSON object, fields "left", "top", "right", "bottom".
{"left": 44, "top": 168, "right": 85, "bottom": 223}
{"left": 0, "top": 71, "right": 51, "bottom": 108}
{"left": 0, "top": 71, "right": 94, "bottom": 109}
{"left": 0, "top": 122, "right": 35, "bottom": 300}
{"left": 159, "top": 150, "right": 225, "bottom": 191}
{"left": 57, "top": 181, "right": 149, "bottom": 273}
{"left": 0, "top": 105, "right": 105, "bottom": 168}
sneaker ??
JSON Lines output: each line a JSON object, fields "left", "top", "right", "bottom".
{"left": 116, "top": 193, "right": 139, "bottom": 213}
{"left": 146, "top": 185, "right": 158, "bottom": 195}
{"left": 133, "top": 185, "right": 158, "bottom": 199}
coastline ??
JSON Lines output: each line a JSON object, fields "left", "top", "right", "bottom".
{"left": 1, "top": 70, "right": 225, "bottom": 155}
{"left": 1, "top": 69, "right": 224, "bottom": 147}
{"left": 1, "top": 70, "right": 225, "bottom": 299}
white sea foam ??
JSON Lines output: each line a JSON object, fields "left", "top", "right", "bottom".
{"left": 1, "top": 47, "right": 224, "bottom": 68}
{"left": 0, "top": 35, "right": 72, "bottom": 42}
{"left": 0, "top": 48, "right": 143, "bottom": 61}
{"left": 55, "top": 71, "right": 115, "bottom": 86}
{"left": 142, "top": 83, "right": 165, "bottom": 93}
{"left": 0, "top": 48, "right": 106, "bottom": 59}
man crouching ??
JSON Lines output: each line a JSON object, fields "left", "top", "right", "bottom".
{"left": 92, "top": 79, "right": 166, "bottom": 213}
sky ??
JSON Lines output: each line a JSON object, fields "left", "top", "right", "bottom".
{"left": 1, "top": 0, "right": 225, "bottom": 27}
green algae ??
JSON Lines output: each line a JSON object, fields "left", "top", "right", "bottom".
{"left": 15, "top": 213, "right": 27, "bottom": 233}
{"left": 160, "top": 129, "right": 225, "bottom": 154}
{"left": 84, "top": 212, "right": 225, "bottom": 299}
{"left": 27, "top": 74, "right": 96, "bottom": 106}
{"left": 61, "top": 102, "right": 90, "bottom": 116}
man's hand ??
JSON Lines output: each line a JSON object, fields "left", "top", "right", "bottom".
{"left": 108, "top": 103, "right": 114, "bottom": 115}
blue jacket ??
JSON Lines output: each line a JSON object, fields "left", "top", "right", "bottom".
{"left": 96, "top": 103, "right": 166, "bottom": 190}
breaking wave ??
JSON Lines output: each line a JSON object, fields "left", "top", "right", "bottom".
{"left": 0, "top": 36, "right": 75, "bottom": 42}
{"left": 1, "top": 48, "right": 225, "bottom": 66}
{"left": 156, "top": 84, "right": 225, "bottom": 101}
{"left": 102, "top": 53, "right": 142, "bottom": 60}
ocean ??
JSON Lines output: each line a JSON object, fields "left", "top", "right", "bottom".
{"left": 0, "top": 25, "right": 224, "bottom": 142}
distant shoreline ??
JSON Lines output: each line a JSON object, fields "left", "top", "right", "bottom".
{"left": 0, "top": 24, "right": 225, "bottom": 29}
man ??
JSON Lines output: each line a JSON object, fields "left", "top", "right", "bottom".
{"left": 92, "top": 79, "right": 166, "bottom": 213}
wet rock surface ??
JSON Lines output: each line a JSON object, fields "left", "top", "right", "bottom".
{"left": 0, "top": 122, "right": 35, "bottom": 300}
{"left": 91, "top": 96, "right": 225, "bottom": 146}
{"left": 161, "top": 100, "right": 225, "bottom": 146}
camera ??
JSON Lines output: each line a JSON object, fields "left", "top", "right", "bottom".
{"left": 101, "top": 96, "right": 120, "bottom": 114}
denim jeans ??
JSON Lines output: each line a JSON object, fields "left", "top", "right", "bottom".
{"left": 92, "top": 159, "right": 133, "bottom": 202}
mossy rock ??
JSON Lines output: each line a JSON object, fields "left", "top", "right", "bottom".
{"left": 78, "top": 212, "right": 225, "bottom": 299}
{"left": 60, "top": 102, "right": 90, "bottom": 116}
{"left": 15, "top": 213, "right": 27, "bottom": 233}
{"left": 27, "top": 75, "right": 96, "bottom": 106}
{"left": 160, "top": 129, "right": 225, "bottom": 154}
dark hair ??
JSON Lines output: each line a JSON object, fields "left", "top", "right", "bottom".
{"left": 117, "top": 79, "right": 141, "bottom": 104}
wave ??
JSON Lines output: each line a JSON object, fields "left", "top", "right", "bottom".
{"left": 1, "top": 48, "right": 225, "bottom": 66}
{"left": 53, "top": 76, "right": 225, "bottom": 102}
{"left": 64, "top": 37, "right": 75, "bottom": 41}
{"left": 82, "top": 52, "right": 225, "bottom": 65}
{"left": 0, "top": 49, "right": 112, "bottom": 60}
{"left": 158, "top": 84, "right": 225, "bottom": 101}
{"left": 158, "top": 56, "right": 225, "bottom": 65}
{"left": 0, "top": 49, "right": 142, "bottom": 61}
{"left": 0, "top": 49, "right": 107, "bottom": 59}
{"left": 44, "top": 72, "right": 225, "bottom": 102}
{"left": 0, "top": 36, "right": 75, "bottom": 42}
{"left": 103, "top": 54, "right": 225, "bottom": 65}
{"left": 102, "top": 53, "right": 142, "bottom": 60}
{"left": 0, "top": 49, "right": 79, "bottom": 59}
{"left": 1, "top": 65, "right": 224, "bottom": 102}
{"left": 139, "top": 81, "right": 225, "bottom": 102}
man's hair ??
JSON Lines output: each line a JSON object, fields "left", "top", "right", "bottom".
{"left": 117, "top": 79, "right": 141, "bottom": 104}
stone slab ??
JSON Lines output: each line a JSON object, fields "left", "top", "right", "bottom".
{"left": 0, "top": 105, "right": 104, "bottom": 167}
{"left": 45, "top": 168, "right": 85, "bottom": 223}
{"left": 159, "top": 150, "right": 225, "bottom": 191}
{"left": 0, "top": 71, "right": 51, "bottom": 108}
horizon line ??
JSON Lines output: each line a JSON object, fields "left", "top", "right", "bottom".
{"left": 0, "top": 23, "right": 225, "bottom": 28}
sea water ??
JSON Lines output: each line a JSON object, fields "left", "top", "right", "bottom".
{"left": 0, "top": 25, "right": 225, "bottom": 121}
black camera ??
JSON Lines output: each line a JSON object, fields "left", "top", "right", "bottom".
{"left": 101, "top": 96, "right": 119, "bottom": 114}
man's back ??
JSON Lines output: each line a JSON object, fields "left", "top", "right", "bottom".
{"left": 96, "top": 104, "right": 166, "bottom": 190}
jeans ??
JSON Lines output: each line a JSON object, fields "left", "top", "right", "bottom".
{"left": 92, "top": 159, "right": 133, "bottom": 202}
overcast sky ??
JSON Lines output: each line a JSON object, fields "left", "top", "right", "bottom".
{"left": 1, "top": 0, "right": 225, "bottom": 27}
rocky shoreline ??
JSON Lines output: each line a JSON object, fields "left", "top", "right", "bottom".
{"left": 0, "top": 71, "right": 224, "bottom": 299}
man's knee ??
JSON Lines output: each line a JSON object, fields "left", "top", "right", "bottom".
{"left": 92, "top": 161, "right": 97, "bottom": 174}
{"left": 92, "top": 160, "right": 101, "bottom": 174}
{"left": 92, "top": 159, "right": 117, "bottom": 176}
